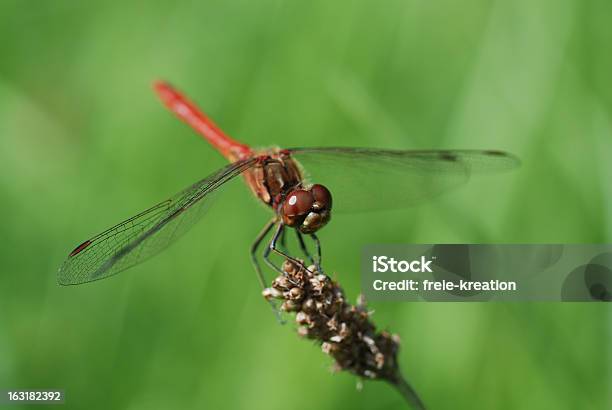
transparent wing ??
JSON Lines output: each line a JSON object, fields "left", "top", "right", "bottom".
{"left": 287, "top": 147, "right": 520, "bottom": 212}
{"left": 58, "top": 158, "right": 257, "bottom": 285}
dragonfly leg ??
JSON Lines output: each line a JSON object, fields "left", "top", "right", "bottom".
{"left": 279, "top": 227, "right": 288, "bottom": 254}
{"left": 263, "top": 223, "right": 289, "bottom": 276}
{"left": 265, "top": 224, "right": 311, "bottom": 275}
{"left": 294, "top": 231, "right": 323, "bottom": 272}
{"left": 310, "top": 232, "right": 322, "bottom": 269}
{"left": 252, "top": 218, "right": 285, "bottom": 323}
{"left": 295, "top": 231, "right": 316, "bottom": 266}
{"left": 250, "top": 218, "right": 276, "bottom": 290}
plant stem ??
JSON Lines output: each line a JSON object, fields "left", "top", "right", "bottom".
{"left": 387, "top": 373, "right": 426, "bottom": 410}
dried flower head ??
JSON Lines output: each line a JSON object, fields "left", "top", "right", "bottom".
{"left": 263, "top": 259, "right": 425, "bottom": 409}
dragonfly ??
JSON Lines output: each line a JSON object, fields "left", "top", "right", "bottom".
{"left": 58, "top": 82, "right": 520, "bottom": 288}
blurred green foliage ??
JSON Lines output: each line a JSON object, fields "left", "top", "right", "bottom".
{"left": 1, "top": 1, "right": 611, "bottom": 409}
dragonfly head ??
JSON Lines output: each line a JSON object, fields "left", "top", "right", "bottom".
{"left": 281, "top": 184, "right": 332, "bottom": 234}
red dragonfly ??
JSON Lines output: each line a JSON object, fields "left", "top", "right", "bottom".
{"left": 58, "top": 82, "right": 519, "bottom": 287}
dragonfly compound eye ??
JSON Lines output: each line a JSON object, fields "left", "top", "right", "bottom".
{"left": 311, "top": 184, "right": 332, "bottom": 211}
{"left": 281, "top": 185, "right": 333, "bottom": 233}
{"left": 282, "top": 189, "right": 314, "bottom": 226}
{"left": 301, "top": 184, "right": 332, "bottom": 233}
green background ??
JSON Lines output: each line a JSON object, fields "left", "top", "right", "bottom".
{"left": 1, "top": 1, "right": 610, "bottom": 409}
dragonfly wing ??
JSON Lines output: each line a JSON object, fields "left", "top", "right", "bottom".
{"left": 287, "top": 147, "right": 519, "bottom": 212}
{"left": 58, "top": 158, "right": 257, "bottom": 285}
